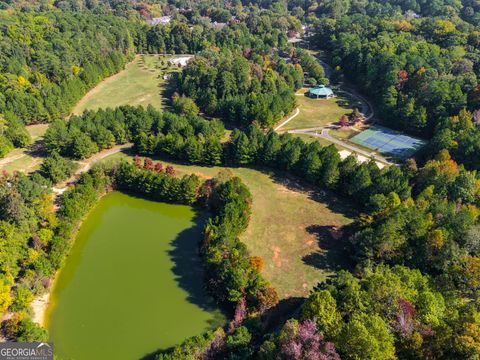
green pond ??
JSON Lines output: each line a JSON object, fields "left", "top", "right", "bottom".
{"left": 47, "top": 192, "right": 225, "bottom": 360}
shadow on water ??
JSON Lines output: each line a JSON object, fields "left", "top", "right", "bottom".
{"left": 168, "top": 208, "right": 219, "bottom": 313}
{"left": 139, "top": 207, "right": 225, "bottom": 360}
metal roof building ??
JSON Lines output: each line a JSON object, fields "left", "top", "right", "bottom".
{"left": 307, "top": 85, "right": 334, "bottom": 99}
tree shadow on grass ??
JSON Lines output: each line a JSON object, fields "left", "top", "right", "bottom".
{"left": 335, "top": 90, "right": 363, "bottom": 110}
{"left": 264, "top": 166, "right": 357, "bottom": 219}
{"left": 302, "top": 224, "right": 353, "bottom": 274}
{"left": 25, "top": 138, "right": 47, "bottom": 160}
{"left": 261, "top": 296, "right": 306, "bottom": 333}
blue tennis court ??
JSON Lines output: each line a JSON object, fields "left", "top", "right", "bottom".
{"left": 351, "top": 125, "right": 427, "bottom": 160}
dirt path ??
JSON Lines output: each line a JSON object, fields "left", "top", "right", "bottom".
{"left": 0, "top": 153, "right": 24, "bottom": 166}
{"left": 54, "top": 143, "right": 133, "bottom": 191}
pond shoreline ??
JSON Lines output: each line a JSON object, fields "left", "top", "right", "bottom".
{"left": 30, "top": 190, "right": 110, "bottom": 327}
{"left": 46, "top": 191, "right": 223, "bottom": 359}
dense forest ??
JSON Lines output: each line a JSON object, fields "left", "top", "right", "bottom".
{"left": 0, "top": 10, "right": 136, "bottom": 155}
{"left": 0, "top": 0, "right": 480, "bottom": 359}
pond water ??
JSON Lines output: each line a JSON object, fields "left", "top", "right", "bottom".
{"left": 46, "top": 192, "right": 225, "bottom": 360}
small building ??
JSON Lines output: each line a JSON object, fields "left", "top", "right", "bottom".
{"left": 212, "top": 21, "right": 227, "bottom": 30}
{"left": 168, "top": 56, "right": 193, "bottom": 67}
{"left": 307, "top": 85, "right": 334, "bottom": 99}
{"left": 149, "top": 16, "right": 171, "bottom": 26}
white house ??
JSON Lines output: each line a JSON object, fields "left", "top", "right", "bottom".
{"left": 149, "top": 16, "right": 172, "bottom": 26}
{"left": 168, "top": 56, "right": 193, "bottom": 67}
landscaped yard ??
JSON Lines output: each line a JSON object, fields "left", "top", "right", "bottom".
{"left": 72, "top": 54, "right": 181, "bottom": 114}
{"left": 99, "top": 152, "right": 354, "bottom": 298}
{"left": 280, "top": 88, "right": 362, "bottom": 131}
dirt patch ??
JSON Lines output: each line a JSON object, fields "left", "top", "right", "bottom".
{"left": 31, "top": 293, "right": 50, "bottom": 326}
{"left": 273, "top": 246, "right": 282, "bottom": 267}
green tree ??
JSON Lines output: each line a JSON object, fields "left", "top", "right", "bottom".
{"left": 338, "top": 313, "right": 397, "bottom": 360}
{"left": 301, "top": 290, "right": 342, "bottom": 337}
{"left": 40, "top": 153, "right": 77, "bottom": 183}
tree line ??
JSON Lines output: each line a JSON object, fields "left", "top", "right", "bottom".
{"left": 175, "top": 48, "right": 300, "bottom": 127}
{"left": 0, "top": 157, "right": 278, "bottom": 343}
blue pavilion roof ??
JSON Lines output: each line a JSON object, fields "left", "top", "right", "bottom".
{"left": 309, "top": 85, "right": 333, "bottom": 96}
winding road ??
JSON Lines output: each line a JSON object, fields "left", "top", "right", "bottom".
{"left": 274, "top": 53, "right": 392, "bottom": 166}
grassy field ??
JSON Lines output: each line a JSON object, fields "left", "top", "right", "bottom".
{"left": 99, "top": 152, "right": 354, "bottom": 299}
{"left": 1, "top": 55, "right": 184, "bottom": 173}
{"left": 281, "top": 88, "right": 362, "bottom": 131}
{"left": 0, "top": 124, "right": 48, "bottom": 173}
{"left": 291, "top": 133, "right": 335, "bottom": 148}
{"left": 329, "top": 127, "right": 359, "bottom": 140}
{"left": 72, "top": 54, "right": 182, "bottom": 114}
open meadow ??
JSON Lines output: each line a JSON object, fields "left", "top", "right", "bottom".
{"left": 99, "top": 152, "right": 354, "bottom": 298}
{"left": 72, "top": 54, "right": 180, "bottom": 114}
{"left": 1, "top": 55, "right": 182, "bottom": 173}
{"left": 280, "top": 88, "right": 362, "bottom": 131}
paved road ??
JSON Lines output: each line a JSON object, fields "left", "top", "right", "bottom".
{"left": 289, "top": 127, "right": 392, "bottom": 165}
{"left": 274, "top": 108, "right": 300, "bottom": 131}
{"left": 285, "top": 53, "right": 395, "bottom": 166}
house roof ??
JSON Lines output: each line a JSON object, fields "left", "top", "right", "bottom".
{"left": 309, "top": 85, "right": 333, "bottom": 96}
{"left": 149, "top": 16, "right": 172, "bottom": 26}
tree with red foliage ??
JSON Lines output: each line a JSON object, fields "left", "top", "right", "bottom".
{"left": 339, "top": 115, "right": 350, "bottom": 127}
{"left": 154, "top": 162, "right": 164, "bottom": 173}
{"left": 166, "top": 165, "right": 176, "bottom": 176}
{"left": 233, "top": 298, "right": 247, "bottom": 328}
{"left": 134, "top": 155, "right": 142, "bottom": 168}
{"left": 397, "top": 298, "right": 417, "bottom": 336}
{"left": 279, "top": 319, "right": 340, "bottom": 360}
{"left": 397, "top": 69, "right": 409, "bottom": 90}
{"left": 144, "top": 157, "right": 154, "bottom": 171}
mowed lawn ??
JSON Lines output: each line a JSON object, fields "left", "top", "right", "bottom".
{"left": 280, "top": 88, "right": 361, "bottom": 131}
{"left": 99, "top": 152, "right": 354, "bottom": 298}
{"left": 72, "top": 54, "right": 173, "bottom": 114}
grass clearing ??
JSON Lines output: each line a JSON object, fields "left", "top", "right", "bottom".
{"left": 72, "top": 54, "right": 183, "bottom": 114}
{"left": 99, "top": 151, "right": 354, "bottom": 299}
{"left": 329, "top": 127, "right": 359, "bottom": 140}
{"left": 0, "top": 124, "right": 48, "bottom": 174}
{"left": 281, "top": 88, "right": 361, "bottom": 131}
